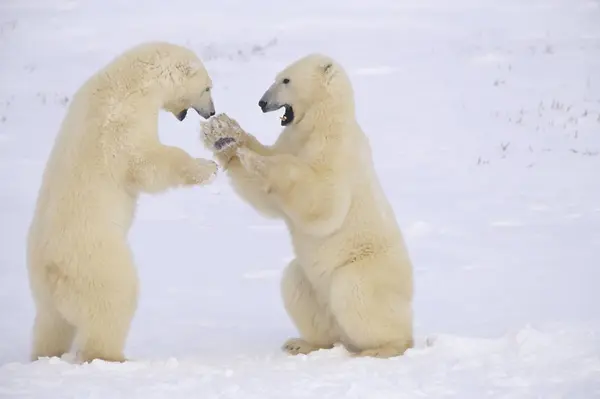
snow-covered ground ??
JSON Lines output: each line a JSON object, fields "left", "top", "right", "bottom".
{"left": 1, "top": 0, "right": 600, "bottom": 397}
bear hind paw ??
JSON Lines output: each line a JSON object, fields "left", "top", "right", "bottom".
{"left": 282, "top": 338, "right": 333, "bottom": 356}
{"left": 351, "top": 343, "right": 412, "bottom": 359}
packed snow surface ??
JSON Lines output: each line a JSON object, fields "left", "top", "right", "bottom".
{"left": 1, "top": 0, "right": 599, "bottom": 397}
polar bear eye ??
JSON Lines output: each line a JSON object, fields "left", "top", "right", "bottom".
{"left": 205, "top": 87, "right": 211, "bottom": 93}
{"left": 282, "top": 78, "right": 290, "bottom": 84}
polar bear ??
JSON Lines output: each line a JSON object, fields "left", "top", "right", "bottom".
{"left": 27, "top": 42, "right": 218, "bottom": 363}
{"left": 201, "top": 53, "right": 414, "bottom": 358}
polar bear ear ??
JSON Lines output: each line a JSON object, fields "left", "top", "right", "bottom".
{"left": 323, "top": 63, "right": 335, "bottom": 84}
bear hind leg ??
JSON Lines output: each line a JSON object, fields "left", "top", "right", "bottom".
{"left": 30, "top": 306, "right": 75, "bottom": 361}
{"left": 281, "top": 260, "right": 339, "bottom": 355}
{"left": 73, "top": 282, "right": 137, "bottom": 363}
{"left": 61, "top": 251, "right": 139, "bottom": 363}
{"left": 74, "top": 294, "right": 136, "bottom": 363}
{"left": 329, "top": 261, "right": 414, "bottom": 358}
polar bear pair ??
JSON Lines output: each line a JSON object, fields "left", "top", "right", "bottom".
{"left": 27, "top": 41, "right": 414, "bottom": 363}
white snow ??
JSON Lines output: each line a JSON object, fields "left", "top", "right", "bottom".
{"left": 1, "top": 0, "right": 600, "bottom": 397}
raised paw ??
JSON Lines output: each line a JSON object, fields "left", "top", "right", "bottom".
{"left": 200, "top": 113, "right": 245, "bottom": 152}
{"left": 282, "top": 338, "right": 332, "bottom": 356}
{"left": 183, "top": 158, "right": 218, "bottom": 185}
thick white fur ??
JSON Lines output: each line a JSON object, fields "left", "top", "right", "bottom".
{"left": 27, "top": 42, "right": 218, "bottom": 363}
{"left": 201, "top": 53, "right": 414, "bottom": 358}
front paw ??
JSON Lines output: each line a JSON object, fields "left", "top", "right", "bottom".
{"left": 200, "top": 113, "right": 245, "bottom": 154}
{"left": 182, "top": 158, "right": 218, "bottom": 185}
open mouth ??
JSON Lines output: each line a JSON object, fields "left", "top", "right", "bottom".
{"left": 280, "top": 105, "right": 294, "bottom": 126}
{"left": 176, "top": 109, "right": 188, "bottom": 121}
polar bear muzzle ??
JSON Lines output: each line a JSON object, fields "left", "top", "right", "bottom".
{"left": 175, "top": 107, "right": 216, "bottom": 122}
{"left": 258, "top": 100, "right": 294, "bottom": 126}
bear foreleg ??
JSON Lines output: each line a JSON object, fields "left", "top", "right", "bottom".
{"left": 129, "top": 145, "right": 217, "bottom": 193}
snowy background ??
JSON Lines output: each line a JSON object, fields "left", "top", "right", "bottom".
{"left": 1, "top": 0, "right": 599, "bottom": 397}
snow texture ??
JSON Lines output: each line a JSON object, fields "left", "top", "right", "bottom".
{"left": 1, "top": 0, "right": 600, "bottom": 397}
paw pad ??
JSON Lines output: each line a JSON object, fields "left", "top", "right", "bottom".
{"left": 214, "top": 137, "right": 236, "bottom": 151}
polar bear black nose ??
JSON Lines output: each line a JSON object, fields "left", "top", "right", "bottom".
{"left": 258, "top": 100, "right": 267, "bottom": 110}
{"left": 209, "top": 110, "right": 215, "bottom": 117}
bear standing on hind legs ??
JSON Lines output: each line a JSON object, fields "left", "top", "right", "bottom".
{"left": 201, "top": 53, "right": 414, "bottom": 358}
{"left": 27, "top": 42, "right": 218, "bottom": 363}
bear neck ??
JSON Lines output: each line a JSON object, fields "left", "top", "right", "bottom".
{"left": 298, "top": 96, "right": 355, "bottom": 133}
{"left": 98, "top": 58, "right": 174, "bottom": 106}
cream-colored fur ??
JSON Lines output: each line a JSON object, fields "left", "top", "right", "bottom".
{"left": 27, "top": 42, "right": 218, "bottom": 363}
{"left": 201, "top": 53, "right": 414, "bottom": 358}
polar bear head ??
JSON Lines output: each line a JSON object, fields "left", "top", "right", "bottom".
{"left": 124, "top": 42, "right": 216, "bottom": 122}
{"left": 158, "top": 44, "right": 215, "bottom": 122}
{"left": 257, "top": 53, "right": 354, "bottom": 127}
